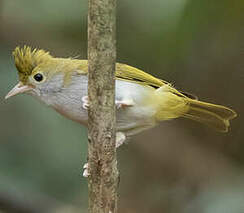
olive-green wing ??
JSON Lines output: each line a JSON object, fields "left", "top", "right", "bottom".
{"left": 115, "top": 63, "right": 197, "bottom": 99}
{"left": 76, "top": 61, "right": 196, "bottom": 99}
{"left": 76, "top": 60, "right": 167, "bottom": 88}
{"left": 115, "top": 63, "right": 167, "bottom": 88}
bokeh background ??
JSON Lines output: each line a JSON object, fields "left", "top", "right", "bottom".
{"left": 0, "top": 0, "right": 243, "bottom": 212}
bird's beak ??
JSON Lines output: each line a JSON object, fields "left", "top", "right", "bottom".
{"left": 5, "top": 82, "right": 33, "bottom": 100}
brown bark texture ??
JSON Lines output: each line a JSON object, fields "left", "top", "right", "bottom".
{"left": 87, "top": 0, "right": 118, "bottom": 212}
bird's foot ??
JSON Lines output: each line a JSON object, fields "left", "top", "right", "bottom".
{"left": 82, "top": 96, "right": 89, "bottom": 110}
{"left": 82, "top": 132, "right": 126, "bottom": 178}
{"left": 83, "top": 162, "right": 90, "bottom": 178}
{"left": 116, "top": 132, "right": 126, "bottom": 148}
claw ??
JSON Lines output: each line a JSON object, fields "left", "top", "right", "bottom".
{"left": 83, "top": 162, "right": 90, "bottom": 177}
{"left": 82, "top": 96, "right": 134, "bottom": 110}
{"left": 82, "top": 96, "right": 89, "bottom": 110}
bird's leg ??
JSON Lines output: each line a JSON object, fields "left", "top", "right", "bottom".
{"left": 83, "top": 132, "right": 126, "bottom": 177}
{"left": 82, "top": 95, "right": 134, "bottom": 110}
{"left": 82, "top": 95, "right": 129, "bottom": 177}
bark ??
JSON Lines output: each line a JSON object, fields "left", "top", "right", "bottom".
{"left": 87, "top": 0, "right": 118, "bottom": 212}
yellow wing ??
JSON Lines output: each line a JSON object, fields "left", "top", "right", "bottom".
{"left": 115, "top": 63, "right": 167, "bottom": 88}
{"left": 76, "top": 61, "right": 168, "bottom": 88}
{"left": 75, "top": 60, "right": 190, "bottom": 98}
{"left": 115, "top": 63, "right": 189, "bottom": 98}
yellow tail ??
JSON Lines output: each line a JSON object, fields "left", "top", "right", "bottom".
{"left": 154, "top": 85, "right": 236, "bottom": 132}
{"left": 183, "top": 99, "right": 237, "bottom": 132}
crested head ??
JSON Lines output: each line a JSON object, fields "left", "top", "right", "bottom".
{"left": 6, "top": 45, "right": 89, "bottom": 107}
{"left": 13, "top": 46, "right": 52, "bottom": 83}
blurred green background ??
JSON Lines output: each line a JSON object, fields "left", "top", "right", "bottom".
{"left": 0, "top": 0, "right": 243, "bottom": 212}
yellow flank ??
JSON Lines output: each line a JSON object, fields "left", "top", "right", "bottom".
{"left": 153, "top": 85, "right": 190, "bottom": 121}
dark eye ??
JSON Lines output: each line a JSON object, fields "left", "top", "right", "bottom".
{"left": 33, "top": 73, "right": 43, "bottom": 82}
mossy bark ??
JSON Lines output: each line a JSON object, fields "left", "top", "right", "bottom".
{"left": 87, "top": 0, "right": 118, "bottom": 212}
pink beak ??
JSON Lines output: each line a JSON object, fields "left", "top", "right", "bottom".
{"left": 5, "top": 82, "right": 33, "bottom": 100}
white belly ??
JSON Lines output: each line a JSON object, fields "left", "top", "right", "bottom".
{"left": 115, "top": 80, "right": 157, "bottom": 135}
{"left": 40, "top": 75, "right": 158, "bottom": 136}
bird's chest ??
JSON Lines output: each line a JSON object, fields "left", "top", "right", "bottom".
{"left": 40, "top": 76, "right": 89, "bottom": 125}
{"left": 41, "top": 78, "right": 157, "bottom": 134}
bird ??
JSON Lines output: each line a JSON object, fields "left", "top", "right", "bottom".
{"left": 5, "top": 46, "right": 237, "bottom": 148}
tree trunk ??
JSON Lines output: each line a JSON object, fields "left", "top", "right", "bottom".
{"left": 87, "top": 0, "right": 118, "bottom": 212}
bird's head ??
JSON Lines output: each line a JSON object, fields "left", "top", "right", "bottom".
{"left": 5, "top": 46, "right": 74, "bottom": 100}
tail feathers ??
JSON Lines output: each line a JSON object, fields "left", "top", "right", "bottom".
{"left": 183, "top": 99, "right": 237, "bottom": 132}
{"left": 154, "top": 85, "right": 237, "bottom": 132}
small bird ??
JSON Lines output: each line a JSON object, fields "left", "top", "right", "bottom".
{"left": 6, "top": 46, "right": 237, "bottom": 148}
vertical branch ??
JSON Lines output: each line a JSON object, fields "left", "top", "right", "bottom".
{"left": 87, "top": 0, "right": 118, "bottom": 212}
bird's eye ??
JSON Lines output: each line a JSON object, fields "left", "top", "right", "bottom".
{"left": 33, "top": 73, "right": 43, "bottom": 82}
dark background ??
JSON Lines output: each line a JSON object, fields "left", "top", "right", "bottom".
{"left": 0, "top": 0, "right": 243, "bottom": 212}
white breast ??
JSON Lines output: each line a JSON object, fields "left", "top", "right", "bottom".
{"left": 38, "top": 74, "right": 158, "bottom": 136}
